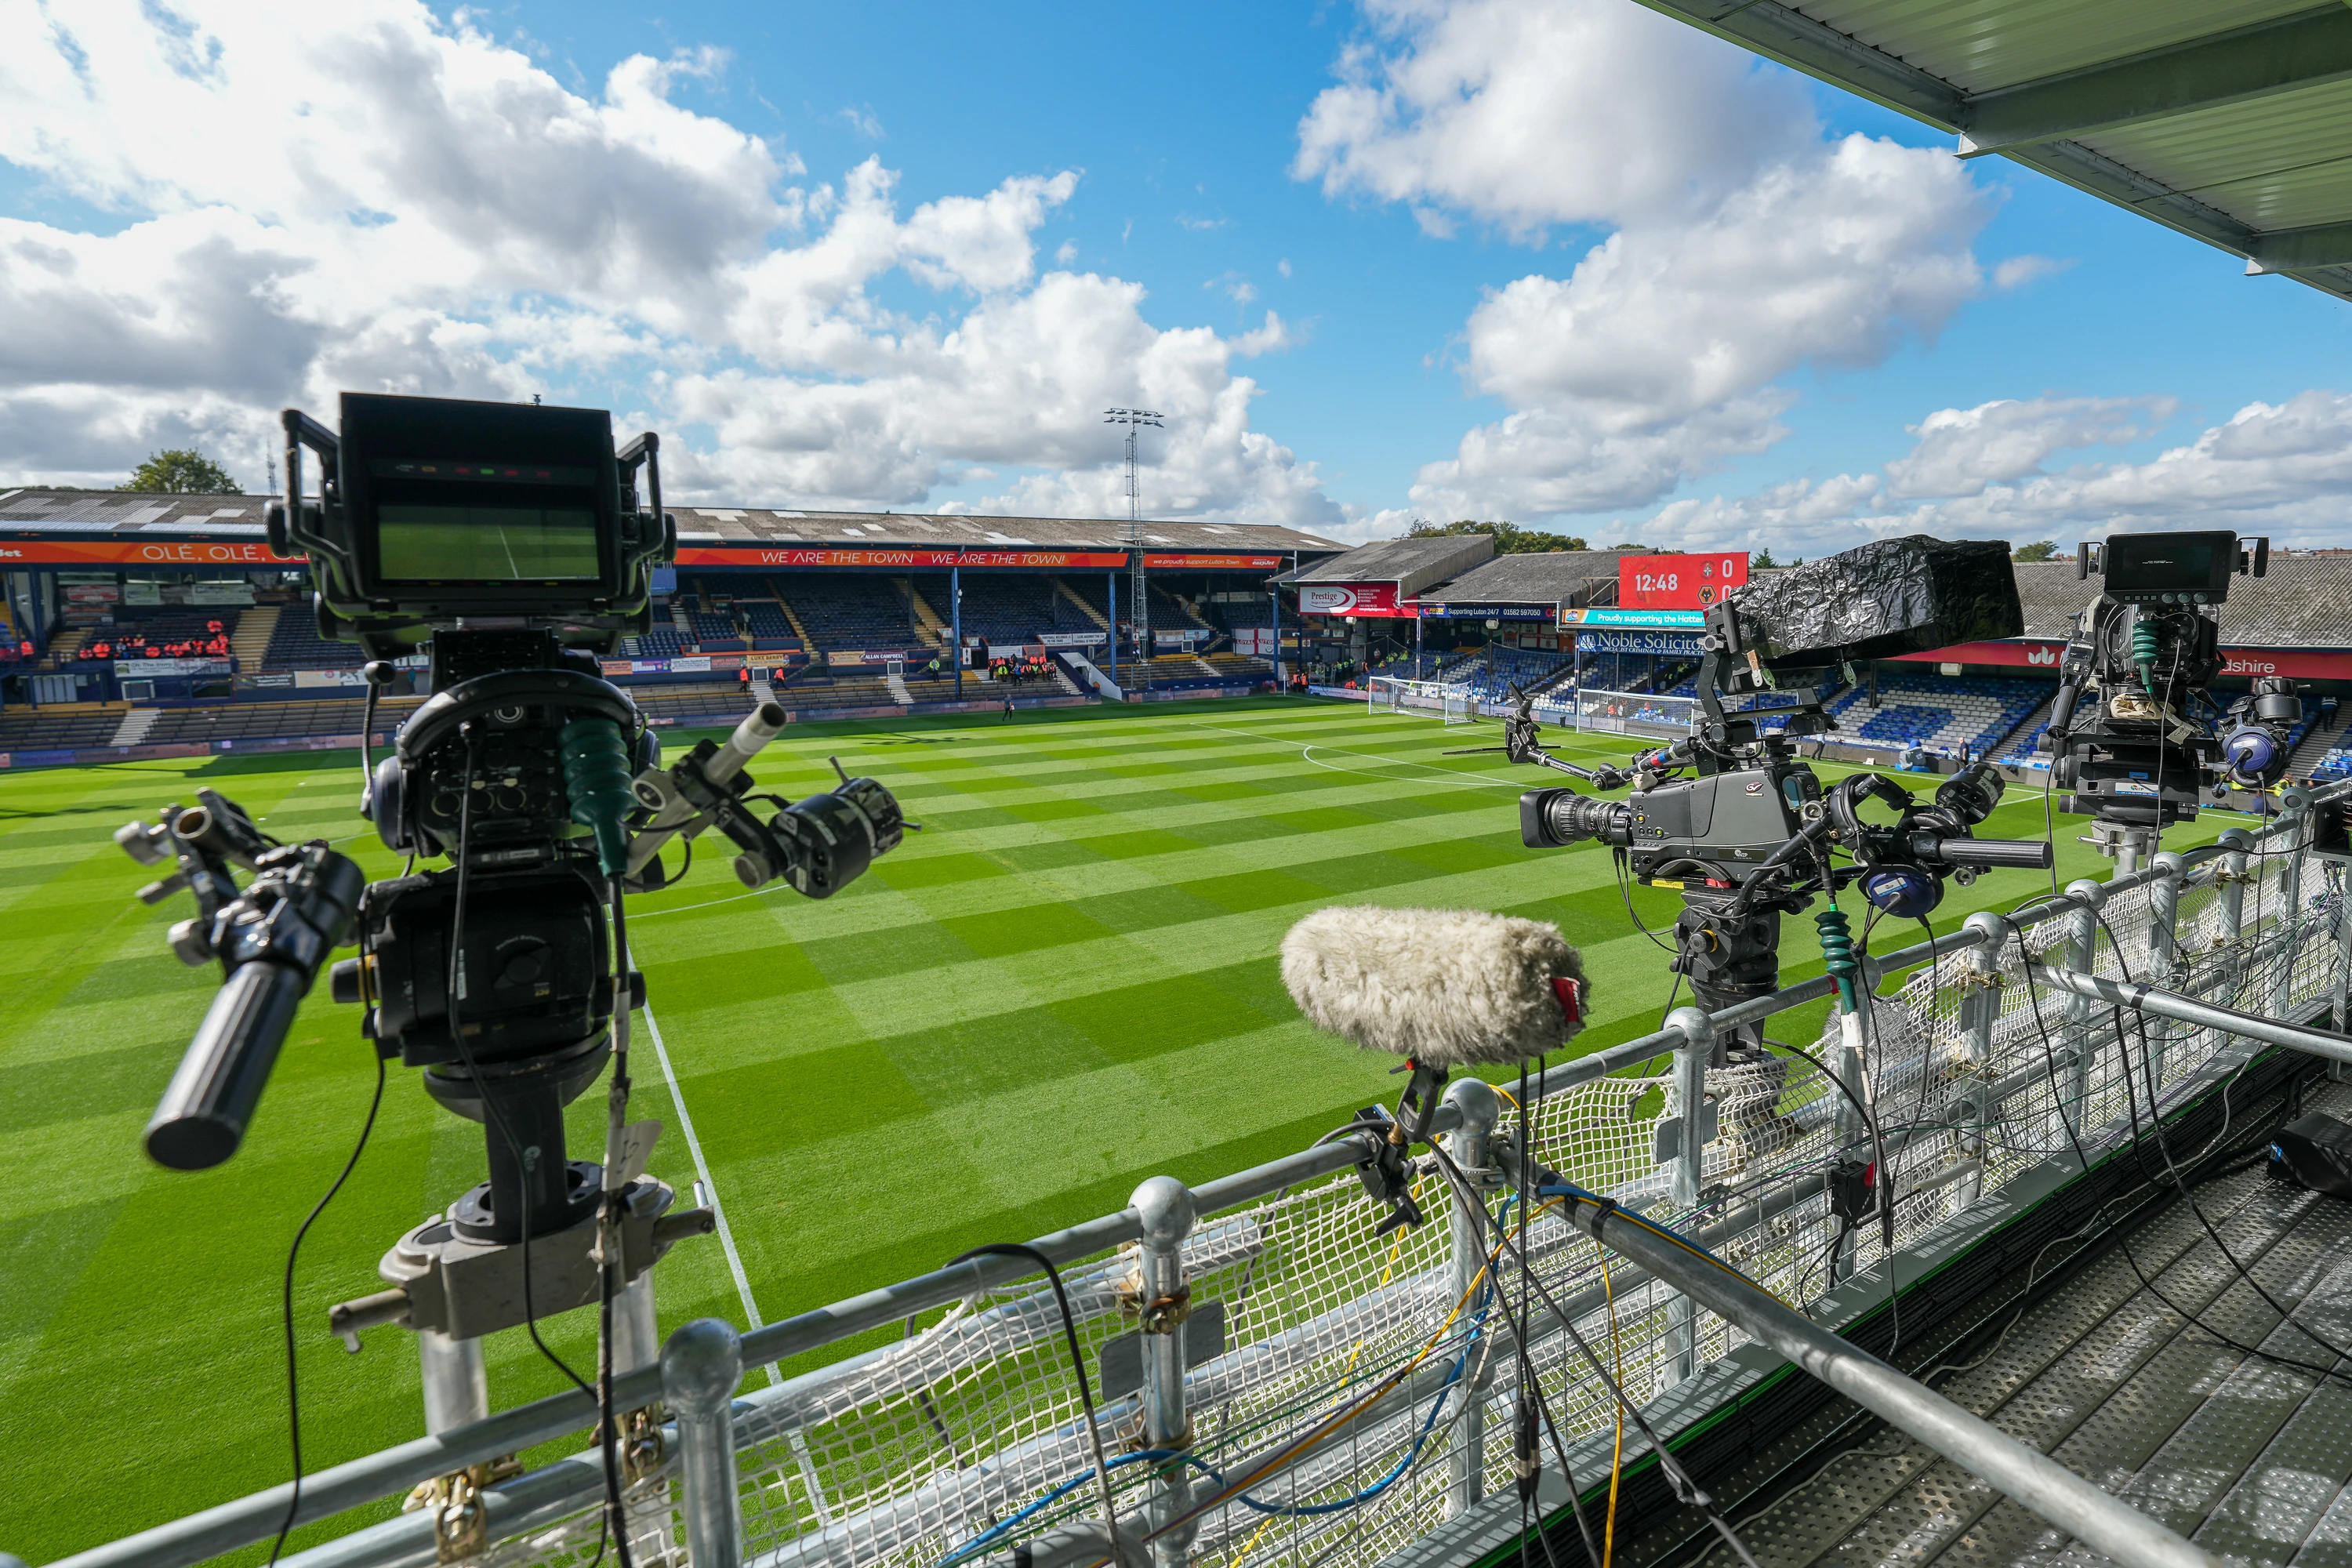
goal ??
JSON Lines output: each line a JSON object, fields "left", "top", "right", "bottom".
{"left": 1370, "top": 676, "right": 1479, "bottom": 724}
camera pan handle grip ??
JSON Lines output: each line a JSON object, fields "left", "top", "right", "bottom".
{"left": 1929, "top": 836, "right": 2056, "bottom": 869}
{"left": 143, "top": 961, "right": 308, "bottom": 1171}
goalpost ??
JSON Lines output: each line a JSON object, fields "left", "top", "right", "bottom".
{"left": 1370, "top": 676, "right": 1480, "bottom": 724}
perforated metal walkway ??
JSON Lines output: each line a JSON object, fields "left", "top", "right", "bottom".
{"left": 1711, "top": 1083, "right": 2352, "bottom": 1568}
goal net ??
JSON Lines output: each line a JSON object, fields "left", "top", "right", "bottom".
{"left": 1537, "top": 685, "right": 1697, "bottom": 738}
{"left": 1369, "top": 676, "right": 1479, "bottom": 724}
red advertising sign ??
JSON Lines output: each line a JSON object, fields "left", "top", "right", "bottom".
{"left": 673, "top": 546, "right": 1130, "bottom": 569}
{"left": 1143, "top": 554, "right": 1285, "bottom": 570}
{"left": 1618, "top": 552, "right": 1749, "bottom": 610}
{"left": 1296, "top": 582, "right": 1416, "bottom": 619}
{"left": 0, "top": 537, "right": 306, "bottom": 567}
{"left": 1889, "top": 640, "right": 2067, "bottom": 669}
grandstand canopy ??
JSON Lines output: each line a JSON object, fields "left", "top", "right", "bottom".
{"left": 2014, "top": 555, "right": 2352, "bottom": 644}
{"left": 1413, "top": 550, "right": 1634, "bottom": 618}
{"left": 1281, "top": 534, "right": 1494, "bottom": 594}
{"left": 0, "top": 489, "right": 1352, "bottom": 572}
{"left": 1635, "top": 0, "right": 2352, "bottom": 302}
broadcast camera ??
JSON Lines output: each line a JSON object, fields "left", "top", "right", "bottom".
{"left": 116, "top": 392, "right": 907, "bottom": 1359}
{"left": 1504, "top": 536, "right": 2054, "bottom": 1058}
{"left": 2045, "top": 529, "right": 2300, "bottom": 864}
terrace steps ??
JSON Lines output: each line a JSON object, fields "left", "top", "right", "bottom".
{"left": 1052, "top": 578, "right": 1111, "bottom": 630}
{"left": 2288, "top": 704, "right": 2350, "bottom": 777}
{"left": 765, "top": 588, "right": 815, "bottom": 648}
{"left": 230, "top": 604, "right": 280, "bottom": 668}
{"left": 897, "top": 579, "right": 948, "bottom": 645}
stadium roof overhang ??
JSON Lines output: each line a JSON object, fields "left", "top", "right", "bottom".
{"left": 1412, "top": 550, "right": 1637, "bottom": 617}
{"left": 1279, "top": 534, "right": 1495, "bottom": 593}
{"left": 1632, "top": 0, "right": 2352, "bottom": 302}
{"left": 0, "top": 491, "right": 1352, "bottom": 572}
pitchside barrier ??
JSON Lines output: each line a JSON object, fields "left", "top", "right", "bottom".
{"left": 53, "top": 783, "right": 2352, "bottom": 1568}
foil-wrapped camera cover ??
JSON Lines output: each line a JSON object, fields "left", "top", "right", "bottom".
{"left": 1720, "top": 535, "right": 2021, "bottom": 665}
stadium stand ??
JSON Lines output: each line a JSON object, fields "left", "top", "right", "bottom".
{"left": 0, "top": 704, "right": 129, "bottom": 750}
{"left": 1450, "top": 648, "right": 1573, "bottom": 704}
{"left": 263, "top": 611, "right": 367, "bottom": 670}
{"left": 772, "top": 574, "right": 923, "bottom": 653}
{"left": 1828, "top": 675, "right": 2049, "bottom": 760}
{"left": 742, "top": 601, "right": 800, "bottom": 649}
{"left": 951, "top": 576, "right": 1063, "bottom": 644}
{"left": 688, "top": 610, "right": 745, "bottom": 652}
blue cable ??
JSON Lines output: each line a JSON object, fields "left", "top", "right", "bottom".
{"left": 1534, "top": 1181, "right": 1765, "bottom": 1288}
{"left": 936, "top": 1305, "right": 1494, "bottom": 1564}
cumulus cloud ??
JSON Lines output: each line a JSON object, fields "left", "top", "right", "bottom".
{"left": 0, "top": 0, "right": 1341, "bottom": 528}
{"left": 1881, "top": 395, "right": 2176, "bottom": 500}
{"left": 1638, "top": 392, "right": 2352, "bottom": 556}
{"left": 1301, "top": 0, "right": 1994, "bottom": 525}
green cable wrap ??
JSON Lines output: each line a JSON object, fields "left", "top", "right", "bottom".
{"left": 1815, "top": 905, "right": 1859, "bottom": 1013}
{"left": 2132, "top": 617, "right": 2160, "bottom": 690}
{"left": 560, "top": 717, "right": 635, "bottom": 876}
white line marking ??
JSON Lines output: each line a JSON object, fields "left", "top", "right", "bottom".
{"left": 1183, "top": 720, "right": 1525, "bottom": 789}
{"left": 641, "top": 1000, "right": 783, "bottom": 1385}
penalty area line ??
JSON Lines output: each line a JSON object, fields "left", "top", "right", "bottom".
{"left": 1184, "top": 720, "right": 1526, "bottom": 789}
{"left": 641, "top": 1000, "right": 782, "bottom": 1386}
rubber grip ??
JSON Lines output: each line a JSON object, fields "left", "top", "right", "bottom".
{"left": 143, "top": 962, "right": 306, "bottom": 1171}
{"left": 1934, "top": 837, "right": 2056, "bottom": 869}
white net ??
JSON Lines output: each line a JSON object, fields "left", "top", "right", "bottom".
{"left": 374, "top": 811, "right": 2352, "bottom": 1568}
{"left": 1539, "top": 686, "right": 1696, "bottom": 738}
{"left": 1369, "top": 677, "right": 1477, "bottom": 723}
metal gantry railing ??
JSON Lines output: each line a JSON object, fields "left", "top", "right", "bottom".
{"left": 39, "top": 782, "right": 2352, "bottom": 1568}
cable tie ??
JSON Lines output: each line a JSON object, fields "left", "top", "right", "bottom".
{"left": 1584, "top": 1194, "right": 1618, "bottom": 1240}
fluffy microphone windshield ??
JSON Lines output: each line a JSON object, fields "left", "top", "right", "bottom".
{"left": 1280, "top": 905, "right": 1588, "bottom": 1069}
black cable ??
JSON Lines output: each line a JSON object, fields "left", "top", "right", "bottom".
{"left": 594, "top": 874, "right": 637, "bottom": 1568}
{"left": 266, "top": 1052, "right": 387, "bottom": 1566}
{"left": 949, "top": 1243, "right": 1125, "bottom": 1554}
{"left": 447, "top": 736, "right": 595, "bottom": 1406}
{"left": 1434, "top": 1145, "right": 1766, "bottom": 1568}
{"left": 1501, "top": 1058, "right": 1599, "bottom": 1568}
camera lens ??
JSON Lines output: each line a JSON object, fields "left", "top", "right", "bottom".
{"left": 1519, "top": 788, "right": 1631, "bottom": 849}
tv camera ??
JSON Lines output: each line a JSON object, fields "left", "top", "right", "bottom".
{"left": 2044, "top": 530, "right": 2301, "bottom": 866}
{"left": 1502, "top": 536, "right": 2055, "bottom": 1065}
{"left": 114, "top": 395, "right": 906, "bottom": 1413}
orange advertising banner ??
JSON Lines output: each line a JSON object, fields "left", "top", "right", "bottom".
{"left": 674, "top": 546, "right": 1131, "bottom": 569}
{"left": 0, "top": 537, "right": 307, "bottom": 567}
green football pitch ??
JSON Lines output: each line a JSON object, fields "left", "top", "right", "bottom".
{"left": 0, "top": 695, "right": 2228, "bottom": 1561}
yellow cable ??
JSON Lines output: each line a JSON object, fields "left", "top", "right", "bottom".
{"left": 1600, "top": 1247, "right": 1623, "bottom": 1568}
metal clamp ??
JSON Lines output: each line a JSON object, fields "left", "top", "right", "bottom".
{"left": 403, "top": 1457, "right": 521, "bottom": 1564}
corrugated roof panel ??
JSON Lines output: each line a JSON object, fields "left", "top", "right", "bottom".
{"left": 1795, "top": 0, "right": 2313, "bottom": 97}
{"left": 2080, "top": 78, "right": 2352, "bottom": 231}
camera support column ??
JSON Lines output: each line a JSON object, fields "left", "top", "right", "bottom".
{"left": 1131, "top": 1176, "right": 1198, "bottom": 1568}
{"left": 1955, "top": 912, "right": 2009, "bottom": 1210}
{"left": 1442, "top": 1078, "right": 1502, "bottom": 1518}
{"left": 2216, "top": 829, "right": 2253, "bottom": 999}
{"left": 2145, "top": 852, "right": 2186, "bottom": 1090}
{"left": 666, "top": 1318, "right": 745, "bottom": 1568}
{"left": 2063, "top": 880, "right": 2105, "bottom": 1132}
{"left": 2271, "top": 791, "right": 2310, "bottom": 1022}
{"left": 420, "top": 1328, "right": 488, "bottom": 1435}
{"left": 1665, "top": 1005, "right": 1715, "bottom": 1388}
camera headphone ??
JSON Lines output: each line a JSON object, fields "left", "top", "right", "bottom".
{"left": 2220, "top": 678, "right": 2302, "bottom": 789}
{"left": 368, "top": 667, "right": 651, "bottom": 858}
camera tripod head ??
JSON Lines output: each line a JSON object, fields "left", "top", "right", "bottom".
{"left": 2046, "top": 530, "right": 2298, "bottom": 850}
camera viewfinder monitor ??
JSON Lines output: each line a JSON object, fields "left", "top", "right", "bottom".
{"left": 337, "top": 393, "right": 623, "bottom": 612}
{"left": 2101, "top": 531, "right": 2238, "bottom": 604}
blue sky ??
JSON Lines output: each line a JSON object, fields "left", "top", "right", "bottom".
{"left": 2, "top": 0, "right": 2347, "bottom": 552}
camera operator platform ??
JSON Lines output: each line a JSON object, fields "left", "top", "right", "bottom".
{"left": 111, "top": 391, "right": 911, "bottom": 1556}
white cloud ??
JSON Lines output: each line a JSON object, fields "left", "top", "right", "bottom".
{"left": 837, "top": 105, "right": 885, "bottom": 140}
{"left": 1299, "top": 0, "right": 1994, "bottom": 525}
{"left": 1881, "top": 394, "right": 2174, "bottom": 499}
{"left": 1054, "top": 239, "right": 1078, "bottom": 264}
{"left": 0, "top": 0, "right": 1341, "bottom": 529}
{"left": 1992, "top": 253, "right": 2072, "bottom": 289}
{"left": 1637, "top": 391, "right": 2352, "bottom": 557}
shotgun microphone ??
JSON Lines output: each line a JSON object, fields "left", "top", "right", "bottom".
{"left": 1281, "top": 905, "right": 1588, "bottom": 1156}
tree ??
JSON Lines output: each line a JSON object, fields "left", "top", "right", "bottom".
{"left": 1754, "top": 547, "right": 1778, "bottom": 569}
{"left": 1406, "top": 518, "right": 1589, "bottom": 554}
{"left": 2013, "top": 540, "right": 2061, "bottom": 562}
{"left": 118, "top": 449, "right": 239, "bottom": 494}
